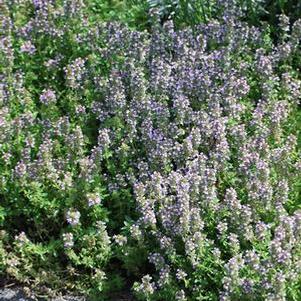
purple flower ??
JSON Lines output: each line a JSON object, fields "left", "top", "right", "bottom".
{"left": 87, "top": 193, "right": 101, "bottom": 207}
{"left": 64, "top": 58, "right": 86, "bottom": 89}
{"left": 39, "top": 89, "right": 56, "bottom": 105}
{"left": 20, "top": 41, "right": 36, "bottom": 54}
{"left": 66, "top": 209, "right": 80, "bottom": 226}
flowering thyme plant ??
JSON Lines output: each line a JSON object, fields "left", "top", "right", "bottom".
{"left": 0, "top": 0, "right": 300, "bottom": 300}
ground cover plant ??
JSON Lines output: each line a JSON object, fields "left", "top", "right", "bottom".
{"left": 0, "top": 0, "right": 301, "bottom": 300}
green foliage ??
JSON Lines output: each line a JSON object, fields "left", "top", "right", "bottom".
{"left": 87, "top": 0, "right": 150, "bottom": 29}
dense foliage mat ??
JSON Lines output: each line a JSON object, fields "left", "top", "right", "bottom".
{"left": 0, "top": 0, "right": 300, "bottom": 300}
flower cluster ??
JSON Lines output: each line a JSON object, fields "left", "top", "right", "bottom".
{"left": 87, "top": 193, "right": 101, "bottom": 207}
{"left": 39, "top": 88, "right": 56, "bottom": 105}
{"left": 20, "top": 40, "right": 36, "bottom": 55}
{"left": 66, "top": 209, "right": 81, "bottom": 226}
{"left": 64, "top": 58, "right": 86, "bottom": 89}
{"left": 62, "top": 232, "right": 74, "bottom": 248}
